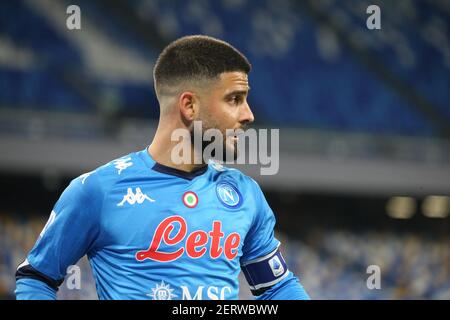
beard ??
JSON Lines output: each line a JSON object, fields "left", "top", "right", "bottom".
{"left": 189, "top": 119, "right": 240, "bottom": 163}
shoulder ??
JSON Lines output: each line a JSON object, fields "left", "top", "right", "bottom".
{"left": 70, "top": 150, "right": 146, "bottom": 198}
{"left": 208, "top": 160, "right": 262, "bottom": 194}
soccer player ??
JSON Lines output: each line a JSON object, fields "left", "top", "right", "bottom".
{"left": 15, "top": 35, "right": 310, "bottom": 300}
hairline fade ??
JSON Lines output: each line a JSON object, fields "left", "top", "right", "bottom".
{"left": 153, "top": 35, "right": 251, "bottom": 99}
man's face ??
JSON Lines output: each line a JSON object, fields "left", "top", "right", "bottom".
{"left": 195, "top": 71, "right": 254, "bottom": 160}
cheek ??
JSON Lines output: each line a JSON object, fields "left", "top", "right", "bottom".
{"left": 211, "top": 103, "right": 238, "bottom": 124}
{"left": 202, "top": 100, "right": 239, "bottom": 132}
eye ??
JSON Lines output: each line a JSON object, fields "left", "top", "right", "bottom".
{"left": 230, "top": 95, "right": 242, "bottom": 105}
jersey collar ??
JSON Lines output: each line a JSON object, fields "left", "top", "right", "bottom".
{"left": 151, "top": 162, "right": 208, "bottom": 180}
{"left": 140, "top": 147, "right": 209, "bottom": 180}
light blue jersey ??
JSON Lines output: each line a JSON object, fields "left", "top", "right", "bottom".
{"left": 15, "top": 148, "right": 309, "bottom": 300}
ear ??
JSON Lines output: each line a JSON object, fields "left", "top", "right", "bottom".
{"left": 178, "top": 91, "right": 198, "bottom": 122}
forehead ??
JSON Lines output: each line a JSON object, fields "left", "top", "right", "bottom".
{"left": 215, "top": 71, "right": 249, "bottom": 92}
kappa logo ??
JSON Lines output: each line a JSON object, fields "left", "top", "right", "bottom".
{"left": 117, "top": 187, "right": 155, "bottom": 206}
{"left": 113, "top": 157, "right": 133, "bottom": 174}
{"left": 216, "top": 182, "right": 242, "bottom": 208}
{"left": 147, "top": 280, "right": 177, "bottom": 300}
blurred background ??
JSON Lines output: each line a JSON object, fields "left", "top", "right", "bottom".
{"left": 0, "top": 0, "right": 449, "bottom": 299}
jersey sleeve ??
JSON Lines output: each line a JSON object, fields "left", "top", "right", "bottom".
{"left": 255, "top": 271, "right": 311, "bottom": 300}
{"left": 241, "top": 178, "right": 280, "bottom": 263}
{"left": 240, "top": 178, "right": 310, "bottom": 298}
{"left": 16, "top": 172, "right": 102, "bottom": 294}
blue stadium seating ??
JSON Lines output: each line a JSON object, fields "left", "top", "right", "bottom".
{"left": 0, "top": 0, "right": 448, "bottom": 136}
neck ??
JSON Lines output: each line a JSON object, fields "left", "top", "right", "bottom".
{"left": 148, "top": 117, "right": 206, "bottom": 173}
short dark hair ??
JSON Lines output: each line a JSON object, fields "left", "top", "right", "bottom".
{"left": 153, "top": 35, "right": 251, "bottom": 97}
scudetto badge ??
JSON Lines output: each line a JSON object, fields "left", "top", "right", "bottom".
{"left": 182, "top": 191, "right": 198, "bottom": 208}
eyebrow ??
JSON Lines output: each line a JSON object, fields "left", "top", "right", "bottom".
{"left": 224, "top": 89, "right": 250, "bottom": 99}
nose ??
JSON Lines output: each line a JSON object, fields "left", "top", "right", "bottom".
{"left": 240, "top": 101, "right": 255, "bottom": 124}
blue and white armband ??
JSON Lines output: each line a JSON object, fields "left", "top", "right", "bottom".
{"left": 241, "top": 246, "right": 289, "bottom": 296}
